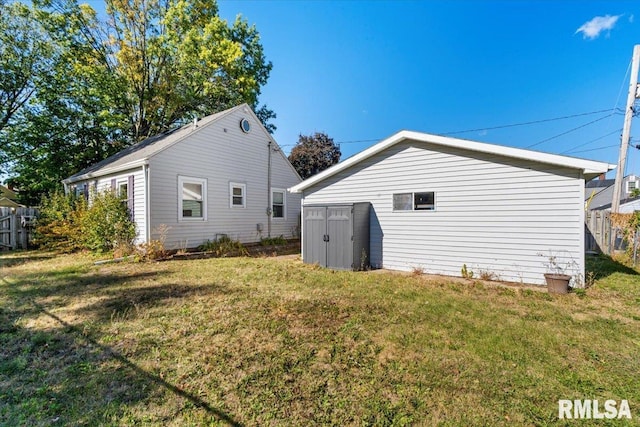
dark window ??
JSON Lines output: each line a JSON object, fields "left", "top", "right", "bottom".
{"left": 414, "top": 192, "right": 435, "bottom": 210}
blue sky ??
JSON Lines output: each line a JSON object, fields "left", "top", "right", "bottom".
{"left": 217, "top": 0, "right": 639, "bottom": 176}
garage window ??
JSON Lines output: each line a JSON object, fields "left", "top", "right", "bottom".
{"left": 393, "top": 192, "right": 435, "bottom": 211}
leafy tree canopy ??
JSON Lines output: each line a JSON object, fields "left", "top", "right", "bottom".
{"left": 0, "top": 0, "right": 274, "bottom": 204}
{"left": 288, "top": 132, "right": 341, "bottom": 180}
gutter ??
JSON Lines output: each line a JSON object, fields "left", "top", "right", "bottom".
{"left": 63, "top": 159, "right": 149, "bottom": 185}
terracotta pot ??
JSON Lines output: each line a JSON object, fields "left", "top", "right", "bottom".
{"left": 544, "top": 273, "right": 571, "bottom": 294}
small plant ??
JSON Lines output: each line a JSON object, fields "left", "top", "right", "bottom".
{"left": 137, "top": 224, "right": 170, "bottom": 261}
{"left": 411, "top": 266, "right": 424, "bottom": 276}
{"left": 478, "top": 270, "right": 498, "bottom": 281}
{"left": 538, "top": 251, "right": 578, "bottom": 276}
{"left": 260, "top": 235, "right": 287, "bottom": 246}
{"left": 461, "top": 264, "right": 474, "bottom": 279}
{"left": 200, "top": 235, "right": 248, "bottom": 257}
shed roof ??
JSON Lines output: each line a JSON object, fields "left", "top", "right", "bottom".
{"left": 290, "top": 130, "right": 616, "bottom": 193}
{"left": 64, "top": 104, "right": 250, "bottom": 184}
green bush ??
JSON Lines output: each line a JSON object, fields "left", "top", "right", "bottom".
{"left": 34, "top": 191, "right": 87, "bottom": 252}
{"left": 199, "top": 235, "right": 248, "bottom": 257}
{"left": 81, "top": 191, "right": 136, "bottom": 253}
{"left": 260, "top": 235, "right": 287, "bottom": 246}
{"left": 35, "top": 189, "right": 136, "bottom": 253}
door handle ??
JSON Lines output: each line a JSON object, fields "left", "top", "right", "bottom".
{"left": 323, "top": 234, "right": 329, "bottom": 242}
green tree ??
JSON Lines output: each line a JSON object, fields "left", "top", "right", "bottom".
{"left": 288, "top": 132, "right": 341, "bottom": 180}
{"left": 2, "top": 0, "right": 274, "bottom": 203}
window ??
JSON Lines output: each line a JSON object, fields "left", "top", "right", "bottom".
{"left": 393, "top": 193, "right": 413, "bottom": 211}
{"left": 414, "top": 192, "right": 435, "bottom": 210}
{"left": 179, "top": 176, "right": 207, "bottom": 220}
{"left": 393, "top": 192, "right": 436, "bottom": 211}
{"left": 230, "top": 182, "right": 246, "bottom": 208}
{"left": 117, "top": 182, "right": 128, "bottom": 200}
{"left": 73, "top": 183, "right": 89, "bottom": 200}
{"left": 627, "top": 180, "right": 638, "bottom": 193}
{"left": 272, "top": 188, "right": 285, "bottom": 219}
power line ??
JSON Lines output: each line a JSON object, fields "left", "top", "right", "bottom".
{"left": 441, "top": 108, "right": 616, "bottom": 136}
{"left": 569, "top": 144, "right": 619, "bottom": 154}
{"left": 525, "top": 113, "right": 614, "bottom": 149}
{"left": 560, "top": 128, "right": 622, "bottom": 154}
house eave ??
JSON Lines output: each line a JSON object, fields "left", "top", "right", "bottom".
{"left": 289, "top": 130, "right": 616, "bottom": 193}
{"left": 63, "top": 159, "right": 149, "bottom": 185}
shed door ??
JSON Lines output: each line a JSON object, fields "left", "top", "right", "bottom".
{"left": 303, "top": 206, "right": 327, "bottom": 266}
{"left": 327, "top": 206, "right": 353, "bottom": 270}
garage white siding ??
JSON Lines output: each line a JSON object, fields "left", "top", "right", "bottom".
{"left": 301, "top": 140, "right": 586, "bottom": 285}
{"left": 149, "top": 109, "right": 301, "bottom": 249}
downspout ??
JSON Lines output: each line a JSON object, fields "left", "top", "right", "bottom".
{"left": 267, "top": 141, "right": 272, "bottom": 238}
{"left": 144, "top": 163, "right": 151, "bottom": 243}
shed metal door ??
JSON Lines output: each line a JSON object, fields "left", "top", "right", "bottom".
{"left": 327, "top": 206, "right": 353, "bottom": 269}
{"left": 303, "top": 206, "right": 327, "bottom": 266}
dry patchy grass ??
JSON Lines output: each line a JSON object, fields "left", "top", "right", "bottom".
{"left": 0, "top": 251, "right": 639, "bottom": 425}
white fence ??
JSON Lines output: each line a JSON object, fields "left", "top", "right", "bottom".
{"left": 0, "top": 207, "right": 38, "bottom": 250}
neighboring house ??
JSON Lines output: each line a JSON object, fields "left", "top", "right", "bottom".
{"left": 290, "top": 130, "right": 613, "bottom": 286}
{"left": 585, "top": 174, "right": 639, "bottom": 210}
{"left": 590, "top": 197, "right": 640, "bottom": 213}
{"left": 63, "top": 104, "right": 302, "bottom": 249}
{"left": 0, "top": 185, "right": 23, "bottom": 208}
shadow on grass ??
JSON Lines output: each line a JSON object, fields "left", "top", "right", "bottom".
{"left": 36, "top": 304, "right": 243, "bottom": 426}
{"left": 1, "top": 261, "right": 243, "bottom": 425}
{"left": 586, "top": 253, "right": 639, "bottom": 280}
{"left": 0, "top": 251, "right": 56, "bottom": 268}
{"left": 74, "top": 281, "right": 229, "bottom": 321}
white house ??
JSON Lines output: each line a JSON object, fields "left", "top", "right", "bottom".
{"left": 64, "top": 104, "right": 302, "bottom": 249}
{"left": 290, "top": 130, "right": 614, "bottom": 286}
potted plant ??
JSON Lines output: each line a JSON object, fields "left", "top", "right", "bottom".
{"left": 539, "top": 252, "right": 576, "bottom": 294}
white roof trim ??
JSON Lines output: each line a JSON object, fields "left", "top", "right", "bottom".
{"left": 63, "top": 159, "right": 148, "bottom": 184}
{"left": 290, "top": 130, "right": 616, "bottom": 193}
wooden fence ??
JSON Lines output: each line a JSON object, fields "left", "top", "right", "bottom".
{"left": 585, "top": 210, "right": 620, "bottom": 255}
{"left": 0, "top": 207, "right": 38, "bottom": 251}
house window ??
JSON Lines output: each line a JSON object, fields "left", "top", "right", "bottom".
{"left": 117, "top": 181, "right": 128, "bottom": 201}
{"left": 393, "top": 192, "right": 436, "bottom": 211}
{"left": 627, "top": 180, "right": 638, "bottom": 193}
{"left": 73, "top": 183, "right": 89, "bottom": 200}
{"left": 230, "top": 183, "right": 246, "bottom": 208}
{"left": 179, "top": 176, "right": 207, "bottom": 220}
{"left": 272, "top": 188, "right": 285, "bottom": 219}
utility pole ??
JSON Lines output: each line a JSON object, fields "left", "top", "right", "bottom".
{"left": 612, "top": 44, "right": 640, "bottom": 213}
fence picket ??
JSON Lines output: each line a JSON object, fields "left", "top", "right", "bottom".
{"left": 0, "top": 207, "right": 38, "bottom": 250}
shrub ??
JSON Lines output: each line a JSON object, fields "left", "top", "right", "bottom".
{"left": 260, "top": 235, "right": 287, "bottom": 246}
{"left": 81, "top": 191, "right": 136, "bottom": 253}
{"left": 199, "top": 235, "right": 248, "bottom": 257}
{"left": 34, "top": 191, "right": 87, "bottom": 252}
{"left": 35, "top": 189, "right": 136, "bottom": 253}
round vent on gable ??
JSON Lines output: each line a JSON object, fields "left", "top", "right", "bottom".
{"left": 240, "top": 118, "right": 251, "bottom": 133}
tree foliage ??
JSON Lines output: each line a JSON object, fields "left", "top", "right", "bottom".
{"left": 0, "top": 0, "right": 274, "bottom": 203}
{"left": 288, "top": 132, "right": 341, "bottom": 180}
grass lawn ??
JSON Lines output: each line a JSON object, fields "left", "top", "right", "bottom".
{"left": 1, "top": 251, "right": 639, "bottom": 426}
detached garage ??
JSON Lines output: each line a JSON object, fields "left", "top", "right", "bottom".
{"left": 290, "top": 131, "right": 614, "bottom": 286}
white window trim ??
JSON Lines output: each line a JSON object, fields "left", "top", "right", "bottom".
{"left": 271, "top": 188, "right": 286, "bottom": 220}
{"left": 178, "top": 175, "right": 207, "bottom": 221}
{"left": 229, "top": 182, "right": 246, "bottom": 209}
{"left": 116, "top": 179, "right": 128, "bottom": 199}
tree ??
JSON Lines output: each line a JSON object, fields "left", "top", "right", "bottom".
{"left": 1, "top": 0, "right": 274, "bottom": 203}
{"left": 288, "top": 132, "right": 341, "bottom": 180}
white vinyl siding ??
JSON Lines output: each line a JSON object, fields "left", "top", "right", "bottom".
{"left": 301, "top": 140, "right": 585, "bottom": 286}
{"left": 148, "top": 108, "right": 301, "bottom": 248}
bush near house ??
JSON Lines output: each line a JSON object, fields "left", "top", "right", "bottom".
{"left": 34, "top": 191, "right": 136, "bottom": 253}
